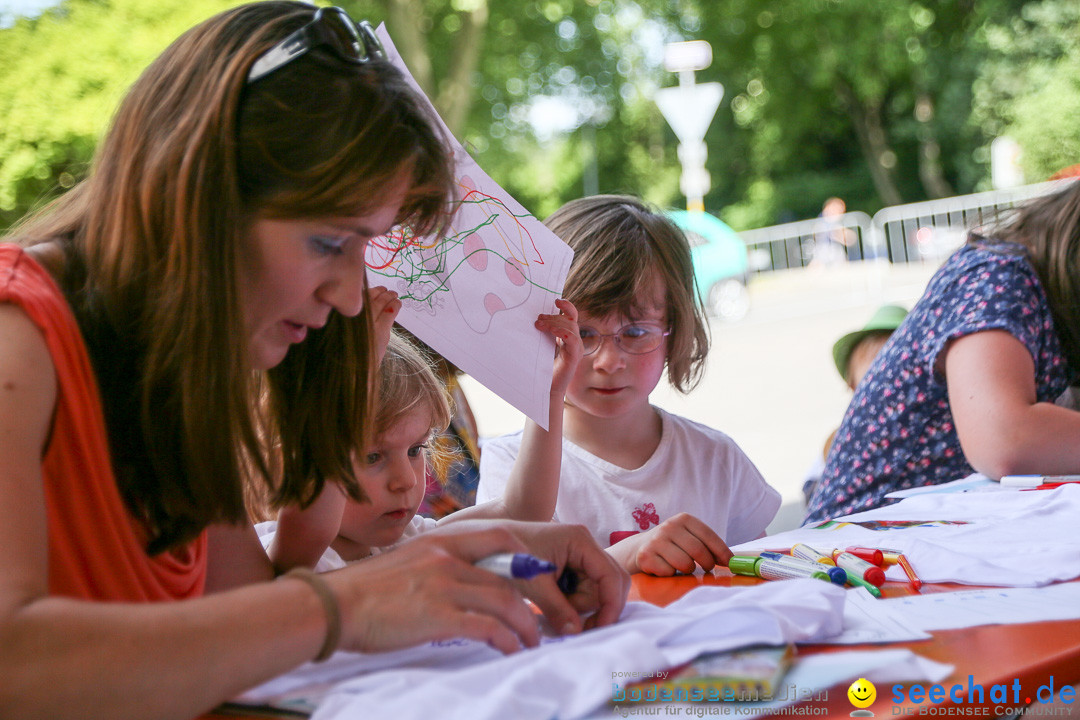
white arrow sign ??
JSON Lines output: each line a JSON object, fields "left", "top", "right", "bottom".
{"left": 654, "top": 82, "right": 724, "bottom": 145}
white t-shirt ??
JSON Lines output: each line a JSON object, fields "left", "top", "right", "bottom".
{"left": 476, "top": 407, "right": 780, "bottom": 548}
{"left": 255, "top": 515, "right": 437, "bottom": 572}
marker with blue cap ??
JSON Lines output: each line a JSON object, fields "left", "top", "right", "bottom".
{"left": 761, "top": 551, "right": 848, "bottom": 585}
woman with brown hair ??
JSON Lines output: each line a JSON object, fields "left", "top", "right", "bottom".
{"left": 806, "top": 180, "right": 1080, "bottom": 523}
{"left": 0, "top": 4, "right": 626, "bottom": 717}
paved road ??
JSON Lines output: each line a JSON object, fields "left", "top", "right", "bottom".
{"left": 461, "top": 259, "right": 939, "bottom": 533}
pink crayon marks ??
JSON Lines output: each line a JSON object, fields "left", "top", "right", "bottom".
{"left": 444, "top": 176, "right": 544, "bottom": 333}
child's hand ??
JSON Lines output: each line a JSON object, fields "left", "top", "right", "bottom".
{"left": 535, "top": 298, "right": 583, "bottom": 398}
{"left": 367, "top": 285, "right": 402, "bottom": 365}
{"left": 606, "top": 513, "right": 733, "bottom": 576}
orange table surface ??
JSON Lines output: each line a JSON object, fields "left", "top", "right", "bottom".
{"left": 206, "top": 572, "right": 1080, "bottom": 719}
{"left": 631, "top": 571, "right": 1080, "bottom": 719}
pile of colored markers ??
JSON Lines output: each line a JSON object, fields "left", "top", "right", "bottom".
{"left": 728, "top": 544, "right": 922, "bottom": 598}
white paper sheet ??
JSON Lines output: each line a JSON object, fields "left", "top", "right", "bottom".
{"left": 734, "top": 484, "right": 1080, "bottom": 588}
{"left": 819, "top": 587, "right": 932, "bottom": 645}
{"left": 880, "top": 582, "right": 1080, "bottom": 632}
{"left": 365, "top": 26, "right": 574, "bottom": 429}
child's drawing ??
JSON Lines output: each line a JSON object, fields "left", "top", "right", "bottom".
{"left": 366, "top": 27, "right": 574, "bottom": 428}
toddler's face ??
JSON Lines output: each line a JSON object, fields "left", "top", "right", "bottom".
{"left": 335, "top": 408, "right": 432, "bottom": 560}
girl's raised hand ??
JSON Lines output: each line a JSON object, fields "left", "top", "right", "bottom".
{"left": 367, "top": 285, "right": 402, "bottom": 364}
{"left": 535, "top": 298, "right": 583, "bottom": 398}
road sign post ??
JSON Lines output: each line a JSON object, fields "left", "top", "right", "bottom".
{"left": 655, "top": 41, "right": 722, "bottom": 212}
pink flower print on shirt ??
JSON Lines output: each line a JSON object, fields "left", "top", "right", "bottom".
{"left": 632, "top": 502, "right": 660, "bottom": 531}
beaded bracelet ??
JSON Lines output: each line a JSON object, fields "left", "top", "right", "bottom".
{"left": 281, "top": 567, "right": 342, "bottom": 662}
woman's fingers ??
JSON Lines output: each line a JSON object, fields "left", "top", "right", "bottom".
{"left": 330, "top": 529, "right": 549, "bottom": 654}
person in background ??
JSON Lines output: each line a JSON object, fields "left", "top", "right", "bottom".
{"left": 477, "top": 195, "right": 781, "bottom": 577}
{"left": 801, "top": 304, "right": 908, "bottom": 505}
{"left": 810, "top": 196, "right": 854, "bottom": 267}
{"left": 0, "top": 5, "right": 627, "bottom": 717}
{"left": 805, "top": 181, "right": 1080, "bottom": 524}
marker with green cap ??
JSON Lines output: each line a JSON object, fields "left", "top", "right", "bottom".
{"left": 845, "top": 573, "right": 883, "bottom": 598}
{"left": 728, "top": 555, "right": 832, "bottom": 584}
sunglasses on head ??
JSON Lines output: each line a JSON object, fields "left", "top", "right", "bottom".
{"left": 247, "top": 6, "right": 385, "bottom": 83}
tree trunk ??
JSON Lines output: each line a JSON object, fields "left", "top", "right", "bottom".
{"left": 835, "top": 80, "right": 904, "bottom": 207}
{"left": 380, "top": 0, "right": 434, "bottom": 97}
{"left": 377, "top": 0, "right": 488, "bottom": 139}
{"left": 434, "top": 0, "right": 489, "bottom": 137}
{"left": 915, "top": 92, "right": 954, "bottom": 199}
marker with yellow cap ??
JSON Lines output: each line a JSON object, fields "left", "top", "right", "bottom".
{"left": 792, "top": 543, "right": 837, "bottom": 566}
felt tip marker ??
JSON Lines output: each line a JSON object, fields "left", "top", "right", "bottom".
{"left": 729, "top": 555, "right": 831, "bottom": 583}
{"left": 844, "top": 547, "right": 885, "bottom": 566}
{"left": 845, "top": 573, "right": 883, "bottom": 598}
{"left": 760, "top": 552, "right": 848, "bottom": 585}
{"left": 834, "top": 551, "right": 886, "bottom": 587}
{"left": 896, "top": 554, "right": 922, "bottom": 592}
{"left": 791, "top": 543, "right": 837, "bottom": 566}
{"left": 999, "top": 474, "right": 1080, "bottom": 488}
{"left": 474, "top": 553, "right": 556, "bottom": 580}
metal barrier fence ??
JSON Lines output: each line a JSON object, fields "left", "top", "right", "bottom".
{"left": 738, "top": 179, "right": 1074, "bottom": 273}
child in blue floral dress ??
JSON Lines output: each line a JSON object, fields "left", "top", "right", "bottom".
{"left": 805, "top": 181, "right": 1080, "bottom": 524}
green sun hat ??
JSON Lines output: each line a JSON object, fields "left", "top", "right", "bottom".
{"left": 832, "top": 304, "right": 909, "bottom": 379}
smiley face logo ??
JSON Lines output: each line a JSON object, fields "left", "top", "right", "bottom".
{"left": 848, "top": 678, "right": 877, "bottom": 714}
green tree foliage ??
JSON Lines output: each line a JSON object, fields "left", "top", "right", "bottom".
{"left": 0, "top": 0, "right": 240, "bottom": 228}
{"left": 1, "top": 0, "right": 1078, "bottom": 233}
{"left": 972, "top": 0, "right": 1080, "bottom": 182}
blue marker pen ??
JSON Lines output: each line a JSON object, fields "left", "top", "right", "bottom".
{"left": 475, "top": 553, "right": 556, "bottom": 580}
{"left": 761, "top": 551, "right": 848, "bottom": 585}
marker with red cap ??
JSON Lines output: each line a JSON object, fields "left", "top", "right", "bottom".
{"left": 834, "top": 551, "right": 886, "bottom": 587}
{"left": 843, "top": 547, "right": 884, "bottom": 566}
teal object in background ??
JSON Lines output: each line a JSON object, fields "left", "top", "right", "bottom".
{"left": 667, "top": 209, "right": 751, "bottom": 321}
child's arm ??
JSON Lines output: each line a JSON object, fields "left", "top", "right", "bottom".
{"left": 267, "top": 484, "right": 346, "bottom": 573}
{"left": 946, "top": 330, "right": 1080, "bottom": 478}
{"left": 444, "top": 299, "right": 582, "bottom": 523}
{"left": 605, "top": 513, "right": 733, "bottom": 576}
{"left": 367, "top": 285, "right": 402, "bottom": 366}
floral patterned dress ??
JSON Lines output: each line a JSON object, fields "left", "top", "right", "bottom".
{"left": 804, "top": 240, "right": 1074, "bottom": 524}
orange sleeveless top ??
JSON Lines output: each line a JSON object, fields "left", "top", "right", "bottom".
{"left": 0, "top": 244, "right": 206, "bottom": 601}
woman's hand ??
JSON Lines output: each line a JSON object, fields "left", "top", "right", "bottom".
{"left": 327, "top": 527, "right": 543, "bottom": 654}
{"left": 327, "top": 522, "right": 630, "bottom": 654}
{"left": 486, "top": 520, "right": 630, "bottom": 631}
{"left": 606, "top": 513, "right": 732, "bottom": 577}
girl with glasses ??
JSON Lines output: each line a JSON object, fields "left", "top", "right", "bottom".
{"left": 477, "top": 195, "right": 781, "bottom": 576}
{"left": 0, "top": 3, "right": 627, "bottom": 717}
